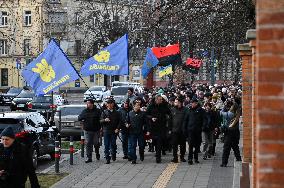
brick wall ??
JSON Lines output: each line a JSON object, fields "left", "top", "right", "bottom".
{"left": 256, "top": 0, "right": 284, "bottom": 187}
{"left": 238, "top": 44, "right": 253, "bottom": 163}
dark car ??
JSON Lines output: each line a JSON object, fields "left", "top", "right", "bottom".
{"left": 0, "top": 112, "right": 57, "bottom": 168}
{"left": 27, "top": 94, "right": 64, "bottom": 113}
{"left": 10, "top": 90, "right": 35, "bottom": 111}
{"left": 0, "top": 87, "right": 23, "bottom": 105}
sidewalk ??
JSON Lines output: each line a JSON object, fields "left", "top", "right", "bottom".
{"left": 47, "top": 136, "right": 240, "bottom": 188}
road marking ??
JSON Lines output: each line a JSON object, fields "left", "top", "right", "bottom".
{"left": 152, "top": 163, "right": 179, "bottom": 188}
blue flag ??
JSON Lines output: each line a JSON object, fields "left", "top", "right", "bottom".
{"left": 22, "top": 39, "right": 80, "bottom": 95}
{"left": 80, "top": 34, "right": 129, "bottom": 76}
{"left": 141, "top": 48, "right": 159, "bottom": 78}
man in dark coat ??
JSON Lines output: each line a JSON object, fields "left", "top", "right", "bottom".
{"left": 100, "top": 98, "right": 120, "bottom": 164}
{"left": 118, "top": 99, "right": 132, "bottom": 159}
{"left": 183, "top": 98, "right": 207, "bottom": 165}
{"left": 78, "top": 99, "right": 102, "bottom": 163}
{"left": 170, "top": 97, "right": 188, "bottom": 163}
{"left": 146, "top": 95, "right": 172, "bottom": 163}
{"left": 0, "top": 127, "right": 40, "bottom": 188}
{"left": 127, "top": 100, "right": 149, "bottom": 164}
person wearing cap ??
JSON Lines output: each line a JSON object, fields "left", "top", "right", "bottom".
{"left": 78, "top": 99, "right": 102, "bottom": 163}
{"left": 183, "top": 98, "right": 207, "bottom": 165}
{"left": 100, "top": 98, "right": 121, "bottom": 164}
{"left": 0, "top": 127, "right": 40, "bottom": 188}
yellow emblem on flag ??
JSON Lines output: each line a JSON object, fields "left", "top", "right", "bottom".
{"left": 32, "top": 59, "right": 56, "bottom": 82}
{"left": 159, "top": 65, "right": 173, "bottom": 78}
{"left": 94, "top": 50, "right": 110, "bottom": 63}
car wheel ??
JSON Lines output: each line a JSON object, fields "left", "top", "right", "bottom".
{"left": 32, "top": 147, "right": 39, "bottom": 169}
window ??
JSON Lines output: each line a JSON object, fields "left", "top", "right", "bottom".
{"left": 90, "top": 75, "right": 94, "bottom": 83}
{"left": 23, "top": 39, "right": 31, "bottom": 55}
{"left": 75, "top": 12, "right": 79, "bottom": 24}
{"left": 24, "top": 11, "right": 31, "bottom": 26}
{"left": 0, "top": 11, "right": 8, "bottom": 26}
{"left": 1, "top": 68, "right": 8, "bottom": 86}
{"left": 75, "top": 39, "right": 81, "bottom": 56}
{"left": 0, "top": 40, "right": 7, "bottom": 55}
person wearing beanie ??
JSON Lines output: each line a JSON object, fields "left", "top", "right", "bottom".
{"left": 0, "top": 127, "right": 40, "bottom": 188}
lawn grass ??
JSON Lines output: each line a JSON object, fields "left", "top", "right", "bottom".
{"left": 26, "top": 173, "right": 68, "bottom": 188}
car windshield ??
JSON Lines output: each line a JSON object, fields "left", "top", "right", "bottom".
{"left": 7, "top": 88, "right": 22, "bottom": 94}
{"left": 58, "top": 106, "right": 86, "bottom": 116}
{"left": 17, "top": 92, "right": 34, "bottom": 98}
{"left": 33, "top": 96, "right": 52, "bottom": 103}
{"left": 111, "top": 87, "right": 131, "bottom": 96}
{"left": 89, "top": 87, "right": 104, "bottom": 92}
{"left": 0, "top": 118, "right": 22, "bottom": 133}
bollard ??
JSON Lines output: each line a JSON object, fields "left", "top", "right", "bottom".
{"left": 81, "top": 131, "right": 85, "bottom": 158}
{"left": 55, "top": 140, "right": 60, "bottom": 173}
{"left": 70, "top": 136, "right": 74, "bottom": 165}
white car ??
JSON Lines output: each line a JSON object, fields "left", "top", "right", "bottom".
{"left": 84, "top": 86, "right": 111, "bottom": 102}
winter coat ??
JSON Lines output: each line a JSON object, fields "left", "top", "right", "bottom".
{"left": 146, "top": 102, "right": 172, "bottom": 135}
{"left": 118, "top": 107, "right": 131, "bottom": 133}
{"left": 100, "top": 109, "right": 121, "bottom": 134}
{"left": 183, "top": 105, "right": 206, "bottom": 134}
{"left": 78, "top": 107, "right": 101, "bottom": 132}
{"left": 170, "top": 106, "right": 188, "bottom": 134}
{"left": 128, "top": 110, "right": 148, "bottom": 135}
{"left": 0, "top": 141, "right": 40, "bottom": 188}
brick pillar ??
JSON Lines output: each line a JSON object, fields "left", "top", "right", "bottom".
{"left": 247, "top": 29, "right": 257, "bottom": 188}
{"left": 257, "top": 0, "right": 284, "bottom": 187}
{"left": 237, "top": 43, "right": 252, "bottom": 163}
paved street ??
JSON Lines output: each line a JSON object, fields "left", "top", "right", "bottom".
{"left": 47, "top": 137, "right": 240, "bottom": 188}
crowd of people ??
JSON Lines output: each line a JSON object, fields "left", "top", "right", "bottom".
{"left": 79, "top": 82, "right": 243, "bottom": 167}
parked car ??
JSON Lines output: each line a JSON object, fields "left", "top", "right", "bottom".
{"left": 0, "top": 87, "right": 23, "bottom": 105}
{"left": 110, "top": 86, "right": 134, "bottom": 105}
{"left": 27, "top": 94, "right": 64, "bottom": 112}
{"left": 54, "top": 104, "right": 86, "bottom": 137}
{"left": 10, "top": 90, "right": 35, "bottom": 111}
{"left": 54, "top": 104, "right": 102, "bottom": 137}
{"left": 0, "top": 112, "right": 57, "bottom": 168}
{"left": 84, "top": 86, "right": 111, "bottom": 102}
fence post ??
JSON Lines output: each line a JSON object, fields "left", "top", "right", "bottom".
{"left": 70, "top": 136, "right": 74, "bottom": 165}
{"left": 81, "top": 131, "right": 85, "bottom": 158}
{"left": 55, "top": 140, "right": 60, "bottom": 173}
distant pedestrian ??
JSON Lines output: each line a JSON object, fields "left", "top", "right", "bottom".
{"left": 0, "top": 127, "right": 40, "bottom": 188}
{"left": 183, "top": 98, "right": 206, "bottom": 165}
{"left": 78, "top": 99, "right": 102, "bottom": 163}
{"left": 100, "top": 98, "right": 120, "bottom": 164}
{"left": 220, "top": 102, "right": 242, "bottom": 167}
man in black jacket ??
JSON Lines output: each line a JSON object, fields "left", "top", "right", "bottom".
{"left": 183, "top": 98, "right": 207, "bottom": 165}
{"left": 100, "top": 98, "right": 120, "bottom": 164}
{"left": 0, "top": 127, "right": 40, "bottom": 188}
{"left": 127, "top": 100, "right": 149, "bottom": 164}
{"left": 78, "top": 99, "right": 101, "bottom": 163}
{"left": 146, "top": 95, "right": 172, "bottom": 163}
{"left": 118, "top": 99, "right": 132, "bottom": 159}
{"left": 170, "top": 97, "right": 188, "bottom": 163}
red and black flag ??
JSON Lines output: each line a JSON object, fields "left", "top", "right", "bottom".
{"left": 183, "top": 58, "right": 203, "bottom": 74}
{"left": 152, "top": 44, "right": 182, "bottom": 66}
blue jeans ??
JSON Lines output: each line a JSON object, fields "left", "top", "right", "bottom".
{"left": 128, "top": 134, "right": 145, "bottom": 160}
{"left": 121, "top": 132, "right": 129, "bottom": 157}
{"left": 103, "top": 133, "right": 117, "bottom": 159}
